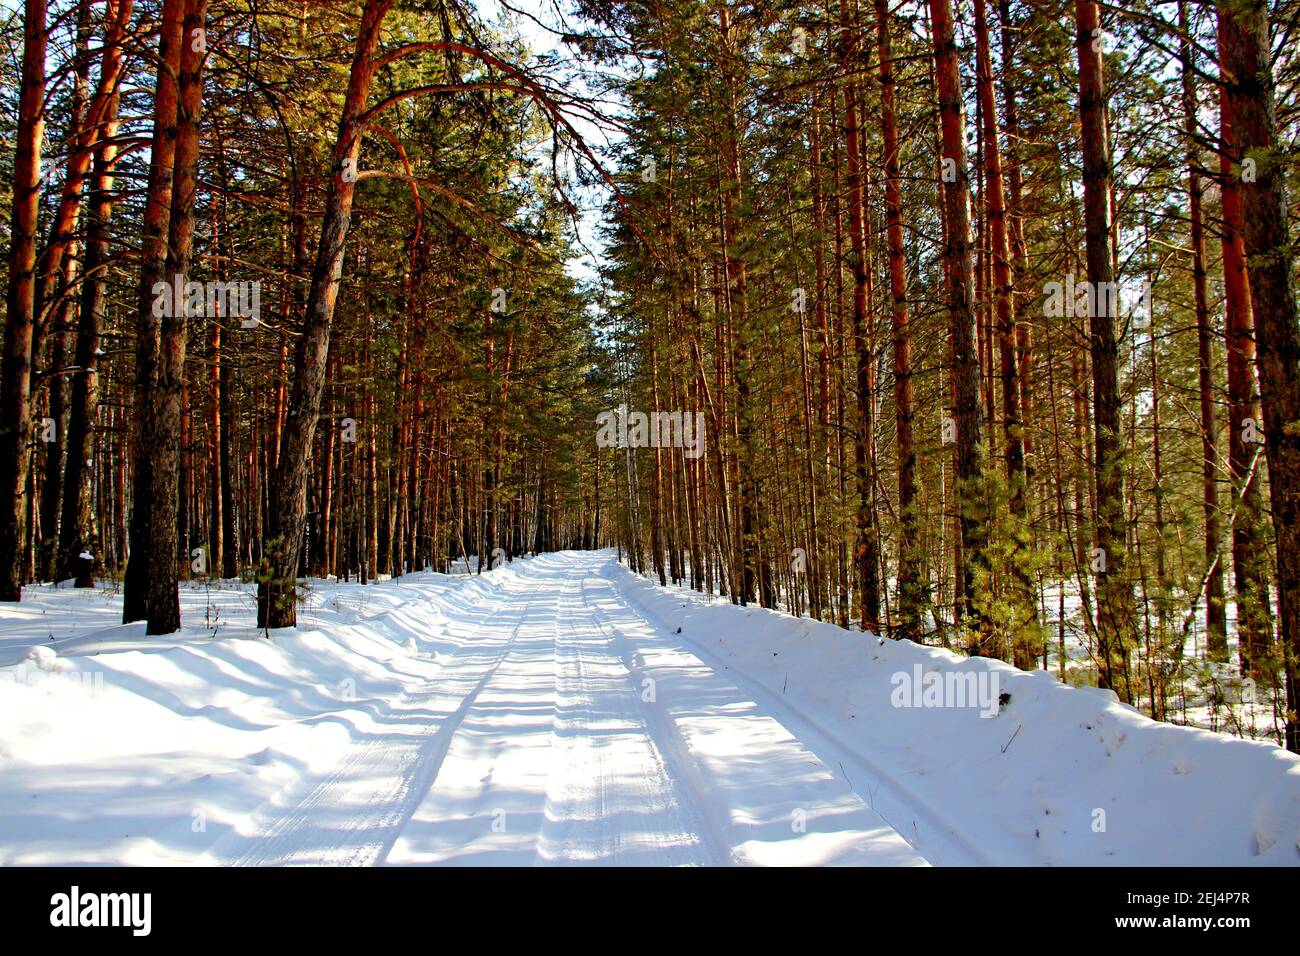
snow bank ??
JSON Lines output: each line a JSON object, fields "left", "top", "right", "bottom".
{"left": 610, "top": 562, "right": 1300, "bottom": 866}
{"left": 0, "top": 562, "right": 535, "bottom": 865}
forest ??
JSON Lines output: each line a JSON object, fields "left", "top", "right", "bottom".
{"left": 1, "top": 0, "right": 1298, "bottom": 757}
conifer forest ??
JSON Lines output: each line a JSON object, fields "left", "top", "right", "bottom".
{"left": 1, "top": 0, "right": 1299, "bottom": 876}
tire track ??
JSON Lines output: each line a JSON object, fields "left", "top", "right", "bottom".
{"left": 210, "top": 584, "right": 531, "bottom": 866}
{"left": 532, "top": 564, "right": 716, "bottom": 865}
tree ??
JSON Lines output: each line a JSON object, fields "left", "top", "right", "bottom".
{"left": 1217, "top": 0, "right": 1300, "bottom": 752}
{"left": 874, "top": 0, "right": 925, "bottom": 640}
{"left": 124, "top": 0, "right": 207, "bottom": 633}
{"left": 1073, "top": 0, "right": 1134, "bottom": 700}
{"left": 930, "top": 0, "right": 990, "bottom": 647}
{"left": 258, "top": 0, "right": 393, "bottom": 628}
{"left": 0, "top": 0, "right": 48, "bottom": 600}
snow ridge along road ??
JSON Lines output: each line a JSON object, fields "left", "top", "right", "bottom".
{"left": 210, "top": 553, "right": 926, "bottom": 866}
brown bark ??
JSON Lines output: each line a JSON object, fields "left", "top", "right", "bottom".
{"left": 258, "top": 0, "right": 393, "bottom": 628}
{"left": 125, "top": 0, "right": 207, "bottom": 633}
{"left": 123, "top": 0, "right": 187, "bottom": 625}
{"left": 1074, "top": 0, "right": 1135, "bottom": 700}
{"left": 0, "top": 0, "right": 48, "bottom": 600}
{"left": 1217, "top": 0, "right": 1300, "bottom": 751}
{"left": 841, "top": 1, "right": 881, "bottom": 633}
{"left": 997, "top": 0, "right": 1033, "bottom": 468}
{"left": 718, "top": 8, "right": 771, "bottom": 608}
{"left": 60, "top": 0, "right": 132, "bottom": 586}
{"left": 874, "top": 0, "right": 925, "bottom": 640}
{"left": 481, "top": 306, "right": 497, "bottom": 572}
{"left": 207, "top": 115, "right": 235, "bottom": 578}
{"left": 1218, "top": 73, "right": 1273, "bottom": 677}
{"left": 929, "top": 0, "right": 990, "bottom": 644}
{"left": 37, "top": 2, "right": 94, "bottom": 583}
{"left": 975, "top": 0, "right": 1036, "bottom": 663}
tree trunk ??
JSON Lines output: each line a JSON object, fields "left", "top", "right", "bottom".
{"left": 0, "top": 0, "right": 48, "bottom": 600}
{"left": 37, "top": 2, "right": 94, "bottom": 583}
{"left": 1074, "top": 0, "right": 1134, "bottom": 700}
{"left": 258, "top": 0, "right": 393, "bottom": 628}
{"left": 123, "top": 0, "right": 187, "bottom": 625}
{"left": 60, "top": 0, "right": 131, "bottom": 586}
{"left": 1218, "top": 67, "right": 1273, "bottom": 678}
{"left": 874, "top": 0, "right": 925, "bottom": 640}
{"left": 975, "top": 0, "right": 1036, "bottom": 663}
{"left": 1180, "top": 1, "right": 1227, "bottom": 658}
{"left": 125, "top": 0, "right": 207, "bottom": 633}
{"left": 841, "top": 0, "right": 881, "bottom": 633}
{"left": 929, "top": 0, "right": 990, "bottom": 645}
{"left": 1217, "top": 0, "right": 1300, "bottom": 751}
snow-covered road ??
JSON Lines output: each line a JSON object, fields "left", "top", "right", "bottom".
{"left": 206, "top": 553, "right": 925, "bottom": 866}
{"left": 3, "top": 550, "right": 1296, "bottom": 866}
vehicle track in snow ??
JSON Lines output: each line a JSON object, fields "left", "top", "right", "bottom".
{"left": 207, "top": 586, "right": 529, "bottom": 866}
{"left": 212, "top": 552, "right": 927, "bottom": 866}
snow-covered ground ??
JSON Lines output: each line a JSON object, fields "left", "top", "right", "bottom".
{"left": 0, "top": 550, "right": 1296, "bottom": 866}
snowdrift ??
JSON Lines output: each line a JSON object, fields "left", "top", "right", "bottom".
{"left": 610, "top": 561, "right": 1300, "bottom": 866}
{"left": 0, "top": 565, "right": 535, "bottom": 865}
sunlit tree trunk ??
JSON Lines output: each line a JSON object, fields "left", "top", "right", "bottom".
{"left": 61, "top": 0, "right": 132, "bottom": 586}
{"left": 1218, "top": 71, "right": 1272, "bottom": 678}
{"left": 1217, "top": 0, "right": 1300, "bottom": 751}
{"left": 125, "top": 0, "right": 207, "bottom": 633}
{"left": 0, "top": 0, "right": 48, "bottom": 600}
{"left": 929, "top": 0, "right": 990, "bottom": 645}
{"left": 1073, "top": 0, "right": 1134, "bottom": 700}
{"left": 873, "top": 0, "right": 925, "bottom": 640}
{"left": 258, "top": 0, "right": 393, "bottom": 628}
{"left": 123, "top": 0, "right": 187, "bottom": 625}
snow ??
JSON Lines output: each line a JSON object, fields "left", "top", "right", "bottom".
{"left": 0, "top": 551, "right": 1295, "bottom": 866}
{"left": 612, "top": 563, "right": 1300, "bottom": 865}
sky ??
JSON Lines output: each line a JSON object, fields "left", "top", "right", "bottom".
{"left": 474, "top": 0, "right": 625, "bottom": 287}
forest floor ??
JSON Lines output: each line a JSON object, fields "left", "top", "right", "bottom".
{"left": 0, "top": 551, "right": 1296, "bottom": 866}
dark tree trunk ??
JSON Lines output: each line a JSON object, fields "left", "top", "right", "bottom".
{"left": 60, "top": 1, "right": 132, "bottom": 586}
{"left": 1180, "top": 2, "right": 1227, "bottom": 658}
{"left": 841, "top": 0, "right": 881, "bottom": 633}
{"left": 126, "top": 0, "right": 206, "bottom": 634}
{"left": 37, "top": 2, "right": 93, "bottom": 583}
